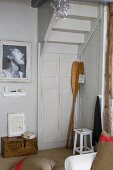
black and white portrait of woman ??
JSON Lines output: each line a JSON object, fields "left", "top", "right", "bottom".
{"left": 2, "top": 45, "right": 26, "bottom": 79}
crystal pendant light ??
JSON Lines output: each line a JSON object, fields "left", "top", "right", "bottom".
{"left": 51, "top": 0, "right": 70, "bottom": 18}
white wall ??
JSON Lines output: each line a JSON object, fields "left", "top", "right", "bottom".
{"left": 0, "top": 0, "right": 38, "bottom": 152}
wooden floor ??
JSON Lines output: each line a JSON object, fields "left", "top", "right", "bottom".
{"left": 0, "top": 148, "right": 72, "bottom": 170}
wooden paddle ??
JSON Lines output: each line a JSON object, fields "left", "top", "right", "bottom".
{"left": 66, "top": 61, "right": 84, "bottom": 148}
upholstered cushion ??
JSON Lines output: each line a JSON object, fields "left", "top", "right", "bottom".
{"left": 91, "top": 131, "right": 113, "bottom": 170}
{"left": 13, "top": 156, "right": 56, "bottom": 170}
{"left": 65, "top": 153, "right": 96, "bottom": 170}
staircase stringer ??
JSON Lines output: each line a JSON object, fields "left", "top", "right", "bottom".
{"left": 78, "top": 4, "right": 103, "bottom": 59}
{"left": 40, "top": 13, "right": 56, "bottom": 56}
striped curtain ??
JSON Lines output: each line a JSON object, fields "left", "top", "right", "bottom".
{"left": 104, "top": 4, "right": 113, "bottom": 134}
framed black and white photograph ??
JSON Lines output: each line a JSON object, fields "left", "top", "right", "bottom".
{"left": 8, "top": 113, "right": 26, "bottom": 137}
{"left": 0, "top": 41, "right": 31, "bottom": 82}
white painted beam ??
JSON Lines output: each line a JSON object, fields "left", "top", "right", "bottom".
{"left": 53, "top": 18, "right": 91, "bottom": 32}
{"left": 68, "top": 4, "right": 98, "bottom": 18}
{"left": 44, "top": 43, "right": 78, "bottom": 54}
{"left": 48, "top": 31, "right": 84, "bottom": 44}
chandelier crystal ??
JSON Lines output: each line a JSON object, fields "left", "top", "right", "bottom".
{"left": 51, "top": 0, "right": 70, "bottom": 18}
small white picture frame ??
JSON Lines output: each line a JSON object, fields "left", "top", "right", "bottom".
{"left": 8, "top": 113, "right": 26, "bottom": 137}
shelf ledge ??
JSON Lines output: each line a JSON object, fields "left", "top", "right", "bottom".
{"left": 2, "top": 92, "right": 27, "bottom": 97}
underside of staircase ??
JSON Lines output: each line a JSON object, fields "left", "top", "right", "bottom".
{"left": 38, "top": 1, "right": 100, "bottom": 57}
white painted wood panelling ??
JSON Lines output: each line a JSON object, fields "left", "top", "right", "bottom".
{"left": 60, "top": 58, "right": 74, "bottom": 141}
{"left": 68, "top": 4, "right": 98, "bottom": 19}
{"left": 39, "top": 53, "right": 77, "bottom": 149}
{"left": 42, "top": 52, "right": 76, "bottom": 58}
{"left": 53, "top": 18, "right": 91, "bottom": 32}
{"left": 48, "top": 31, "right": 84, "bottom": 44}
{"left": 42, "top": 58, "right": 60, "bottom": 143}
{"left": 80, "top": 98, "right": 96, "bottom": 129}
{"left": 79, "top": 22, "right": 102, "bottom": 130}
{"left": 44, "top": 43, "right": 78, "bottom": 54}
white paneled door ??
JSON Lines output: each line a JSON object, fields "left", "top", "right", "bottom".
{"left": 38, "top": 53, "right": 76, "bottom": 149}
{"left": 42, "top": 57, "right": 60, "bottom": 144}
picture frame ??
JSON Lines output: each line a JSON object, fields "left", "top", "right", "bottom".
{"left": 0, "top": 41, "right": 31, "bottom": 82}
{"left": 8, "top": 113, "right": 26, "bottom": 137}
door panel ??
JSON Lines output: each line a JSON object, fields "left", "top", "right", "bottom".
{"left": 44, "top": 76, "right": 58, "bottom": 88}
{"left": 41, "top": 55, "right": 76, "bottom": 147}
{"left": 60, "top": 58, "right": 75, "bottom": 141}
{"left": 42, "top": 88, "right": 59, "bottom": 143}
{"left": 60, "top": 89, "right": 73, "bottom": 140}
{"left": 61, "top": 60, "right": 73, "bottom": 74}
{"left": 43, "top": 60, "right": 58, "bottom": 74}
{"left": 42, "top": 58, "right": 60, "bottom": 143}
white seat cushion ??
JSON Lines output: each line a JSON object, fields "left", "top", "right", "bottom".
{"left": 65, "top": 153, "right": 96, "bottom": 170}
